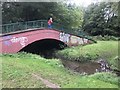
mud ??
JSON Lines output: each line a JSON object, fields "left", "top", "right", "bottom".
{"left": 61, "top": 59, "right": 111, "bottom": 74}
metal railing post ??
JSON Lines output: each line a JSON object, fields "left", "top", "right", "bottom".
{"left": 25, "top": 22, "right": 27, "bottom": 29}
{"left": 41, "top": 21, "right": 43, "bottom": 28}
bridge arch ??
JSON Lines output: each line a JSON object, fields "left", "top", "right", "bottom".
{"left": 19, "top": 38, "right": 67, "bottom": 58}
{"left": 0, "top": 29, "right": 68, "bottom": 54}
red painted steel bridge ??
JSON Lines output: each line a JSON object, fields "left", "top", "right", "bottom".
{"left": 0, "top": 20, "right": 95, "bottom": 54}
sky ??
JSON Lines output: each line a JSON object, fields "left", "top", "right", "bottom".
{"left": 68, "top": 0, "right": 99, "bottom": 7}
{"left": 68, "top": 0, "right": 120, "bottom": 7}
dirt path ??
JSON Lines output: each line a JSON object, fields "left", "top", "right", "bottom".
{"left": 32, "top": 73, "right": 60, "bottom": 88}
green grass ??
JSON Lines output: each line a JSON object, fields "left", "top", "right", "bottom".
{"left": 56, "top": 41, "right": 119, "bottom": 70}
{"left": 1, "top": 52, "right": 119, "bottom": 88}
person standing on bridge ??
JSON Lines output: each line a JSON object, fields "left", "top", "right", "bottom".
{"left": 48, "top": 18, "right": 53, "bottom": 28}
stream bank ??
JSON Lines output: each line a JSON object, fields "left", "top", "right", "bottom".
{"left": 55, "top": 41, "right": 119, "bottom": 75}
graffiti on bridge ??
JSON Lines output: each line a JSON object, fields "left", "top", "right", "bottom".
{"left": 59, "top": 32, "right": 89, "bottom": 45}
{"left": 3, "top": 36, "right": 28, "bottom": 47}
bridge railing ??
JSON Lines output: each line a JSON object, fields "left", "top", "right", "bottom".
{"left": 1, "top": 20, "right": 77, "bottom": 35}
{"left": 1, "top": 20, "right": 96, "bottom": 42}
{"left": 1, "top": 20, "right": 48, "bottom": 33}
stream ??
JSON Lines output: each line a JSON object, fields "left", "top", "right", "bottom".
{"left": 39, "top": 50, "right": 120, "bottom": 75}
{"left": 61, "top": 59, "right": 111, "bottom": 75}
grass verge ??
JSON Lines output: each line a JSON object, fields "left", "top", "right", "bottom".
{"left": 1, "top": 52, "right": 119, "bottom": 88}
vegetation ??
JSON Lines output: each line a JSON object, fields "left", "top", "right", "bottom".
{"left": 56, "top": 41, "right": 119, "bottom": 70}
{"left": 83, "top": 2, "right": 119, "bottom": 36}
{"left": 1, "top": 0, "right": 119, "bottom": 88}
{"left": 1, "top": 1, "right": 119, "bottom": 37}
{"left": 1, "top": 52, "right": 119, "bottom": 88}
{"left": 2, "top": 2, "right": 83, "bottom": 31}
{"left": 93, "top": 35, "right": 119, "bottom": 41}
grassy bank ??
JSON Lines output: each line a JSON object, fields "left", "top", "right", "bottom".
{"left": 1, "top": 52, "right": 119, "bottom": 88}
{"left": 56, "top": 41, "right": 119, "bottom": 70}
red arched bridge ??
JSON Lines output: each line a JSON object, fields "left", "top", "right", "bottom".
{"left": 0, "top": 20, "right": 96, "bottom": 54}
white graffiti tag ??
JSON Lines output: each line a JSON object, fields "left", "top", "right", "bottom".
{"left": 60, "top": 32, "right": 70, "bottom": 43}
{"left": 10, "top": 37, "right": 28, "bottom": 47}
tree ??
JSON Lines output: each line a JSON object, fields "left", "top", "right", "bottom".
{"left": 2, "top": 2, "right": 84, "bottom": 34}
{"left": 82, "top": 2, "right": 119, "bottom": 37}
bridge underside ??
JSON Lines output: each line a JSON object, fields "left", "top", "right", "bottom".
{"left": 19, "top": 39, "right": 67, "bottom": 58}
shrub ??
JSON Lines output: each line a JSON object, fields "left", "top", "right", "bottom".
{"left": 93, "top": 35, "right": 119, "bottom": 41}
{"left": 89, "top": 72, "right": 119, "bottom": 85}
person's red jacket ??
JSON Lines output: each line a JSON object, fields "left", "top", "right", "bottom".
{"left": 48, "top": 19, "right": 53, "bottom": 25}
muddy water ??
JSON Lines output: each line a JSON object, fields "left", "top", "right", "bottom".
{"left": 40, "top": 50, "right": 111, "bottom": 74}
{"left": 61, "top": 59, "right": 110, "bottom": 74}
